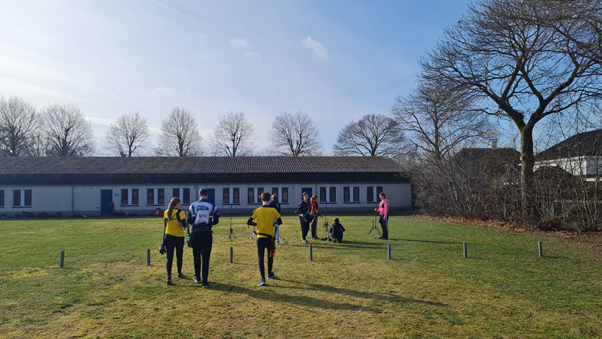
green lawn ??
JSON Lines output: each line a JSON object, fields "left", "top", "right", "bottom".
{"left": 1, "top": 215, "right": 601, "bottom": 338}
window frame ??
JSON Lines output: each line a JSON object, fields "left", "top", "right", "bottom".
{"left": 223, "top": 187, "right": 240, "bottom": 205}
{"left": 13, "top": 189, "right": 32, "bottom": 207}
{"left": 319, "top": 187, "right": 337, "bottom": 203}
{"left": 247, "top": 187, "right": 264, "bottom": 204}
{"left": 0, "top": 189, "right": 4, "bottom": 208}
{"left": 173, "top": 188, "right": 191, "bottom": 204}
{"left": 271, "top": 187, "right": 289, "bottom": 204}
{"left": 344, "top": 186, "right": 360, "bottom": 203}
{"left": 147, "top": 188, "right": 165, "bottom": 206}
{"left": 121, "top": 188, "right": 139, "bottom": 206}
{"left": 367, "top": 186, "right": 384, "bottom": 203}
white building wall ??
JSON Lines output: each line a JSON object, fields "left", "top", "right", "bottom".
{"left": 0, "top": 182, "right": 412, "bottom": 217}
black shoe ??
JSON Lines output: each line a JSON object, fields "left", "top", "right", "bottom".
{"left": 202, "top": 283, "right": 210, "bottom": 289}
{"left": 193, "top": 275, "right": 201, "bottom": 284}
{"left": 378, "top": 236, "right": 384, "bottom": 239}
{"left": 177, "top": 272, "right": 185, "bottom": 279}
{"left": 167, "top": 277, "right": 174, "bottom": 286}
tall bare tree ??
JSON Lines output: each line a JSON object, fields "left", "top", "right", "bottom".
{"left": 104, "top": 112, "right": 150, "bottom": 157}
{"left": 157, "top": 107, "right": 203, "bottom": 156}
{"left": 421, "top": 0, "right": 602, "bottom": 221}
{"left": 42, "top": 103, "right": 94, "bottom": 157}
{"left": 0, "top": 96, "right": 38, "bottom": 156}
{"left": 392, "top": 80, "right": 495, "bottom": 162}
{"left": 333, "top": 114, "right": 404, "bottom": 157}
{"left": 270, "top": 111, "right": 322, "bottom": 156}
{"left": 210, "top": 112, "right": 254, "bottom": 156}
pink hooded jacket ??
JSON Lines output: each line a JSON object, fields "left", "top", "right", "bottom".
{"left": 375, "top": 198, "right": 389, "bottom": 219}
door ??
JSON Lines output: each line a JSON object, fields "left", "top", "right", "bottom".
{"left": 100, "top": 189, "right": 113, "bottom": 216}
{"left": 205, "top": 189, "right": 215, "bottom": 205}
{"left": 301, "top": 187, "right": 312, "bottom": 199}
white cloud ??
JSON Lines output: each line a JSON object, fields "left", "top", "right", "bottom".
{"left": 230, "top": 38, "right": 249, "bottom": 47}
{"left": 300, "top": 36, "right": 330, "bottom": 61}
{"left": 244, "top": 51, "right": 261, "bottom": 58}
{"left": 151, "top": 86, "right": 175, "bottom": 95}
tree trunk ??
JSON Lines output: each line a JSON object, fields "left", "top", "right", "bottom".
{"left": 520, "top": 127, "right": 538, "bottom": 224}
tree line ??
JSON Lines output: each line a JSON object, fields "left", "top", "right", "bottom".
{"left": 0, "top": 98, "right": 408, "bottom": 158}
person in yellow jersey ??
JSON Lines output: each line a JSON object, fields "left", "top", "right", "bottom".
{"left": 163, "top": 197, "right": 187, "bottom": 285}
{"left": 247, "top": 192, "right": 283, "bottom": 286}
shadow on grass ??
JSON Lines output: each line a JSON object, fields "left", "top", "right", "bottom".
{"left": 277, "top": 278, "right": 446, "bottom": 308}
{"left": 197, "top": 282, "right": 381, "bottom": 312}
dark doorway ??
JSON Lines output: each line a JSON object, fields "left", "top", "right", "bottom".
{"left": 302, "top": 187, "right": 312, "bottom": 199}
{"left": 100, "top": 189, "right": 113, "bottom": 216}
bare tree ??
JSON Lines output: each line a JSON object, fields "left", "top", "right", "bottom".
{"left": 421, "top": 0, "right": 602, "bottom": 221}
{"left": 0, "top": 96, "right": 38, "bottom": 156}
{"left": 157, "top": 107, "right": 202, "bottom": 156}
{"left": 270, "top": 111, "right": 322, "bottom": 156}
{"left": 42, "top": 103, "right": 94, "bottom": 157}
{"left": 333, "top": 114, "right": 405, "bottom": 157}
{"left": 392, "top": 80, "right": 495, "bottom": 162}
{"left": 104, "top": 112, "right": 150, "bottom": 157}
{"left": 210, "top": 112, "right": 254, "bottom": 157}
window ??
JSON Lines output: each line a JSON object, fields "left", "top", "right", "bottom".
{"left": 271, "top": 187, "right": 289, "bottom": 203}
{"left": 147, "top": 188, "right": 165, "bottom": 205}
{"left": 0, "top": 190, "right": 4, "bottom": 208}
{"left": 344, "top": 187, "right": 360, "bottom": 203}
{"left": 173, "top": 188, "right": 191, "bottom": 204}
{"left": 13, "top": 189, "right": 32, "bottom": 207}
{"left": 247, "top": 187, "right": 264, "bottom": 204}
{"left": 223, "top": 188, "right": 240, "bottom": 204}
{"left": 367, "top": 186, "right": 384, "bottom": 203}
{"left": 319, "top": 187, "right": 337, "bottom": 203}
{"left": 121, "top": 189, "right": 139, "bottom": 205}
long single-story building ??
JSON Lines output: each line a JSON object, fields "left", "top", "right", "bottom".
{"left": 0, "top": 156, "right": 411, "bottom": 217}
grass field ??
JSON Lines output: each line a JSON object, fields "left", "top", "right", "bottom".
{"left": 1, "top": 214, "right": 602, "bottom": 338}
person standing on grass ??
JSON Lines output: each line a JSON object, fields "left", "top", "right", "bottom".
{"left": 269, "top": 194, "right": 282, "bottom": 244}
{"left": 188, "top": 188, "right": 220, "bottom": 288}
{"left": 163, "top": 197, "right": 187, "bottom": 285}
{"left": 309, "top": 195, "right": 322, "bottom": 240}
{"left": 375, "top": 192, "right": 389, "bottom": 240}
{"left": 248, "top": 192, "right": 283, "bottom": 286}
{"left": 296, "top": 192, "right": 310, "bottom": 244}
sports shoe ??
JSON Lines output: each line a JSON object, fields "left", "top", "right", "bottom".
{"left": 193, "top": 275, "right": 201, "bottom": 284}
{"left": 312, "top": 237, "right": 319, "bottom": 240}
{"left": 166, "top": 277, "right": 174, "bottom": 286}
{"left": 302, "top": 239, "right": 308, "bottom": 244}
{"left": 202, "top": 283, "right": 210, "bottom": 289}
{"left": 177, "top": 272, "right": 185, "bottom": 279}
{"left": 267, "top": 271, "right": 275, "bottom": 279}
{"left": 258, "top": 279, "right": 267, "bottom": 286}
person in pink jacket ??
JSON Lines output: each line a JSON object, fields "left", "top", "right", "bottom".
{"left": 374, "top": 192, "right": 389, "bottom": 240}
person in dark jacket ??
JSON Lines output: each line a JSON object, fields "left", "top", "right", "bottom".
{"left": 269, "top": 194, "right": 282, "bottom": 244}
{"left": 297, "top": 192, "right": 310, "bottom": 244}
{"left": 329, "top": 217, "right": 345, "bottom": 243}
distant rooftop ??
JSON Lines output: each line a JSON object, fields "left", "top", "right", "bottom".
{"left": 536, "top": 129, "right": 602, "bottom": 161}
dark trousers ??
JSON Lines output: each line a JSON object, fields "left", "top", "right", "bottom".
{"left": 299, "top": 216, "right": 310, "bottom": 240}
{"left": 380, "top": 216, "right": 389, "bottom": 239}
{"left": 256, "top": 237, "right": 274, "bottom": 279}
{"left": 310, "top": 214, "right": 318, "bottom": 238}
{"left": 191, "top": 232, "right": 212, "bottom": 284}
{"left": 164, "top": 234, "right": 184, "bottom": 277}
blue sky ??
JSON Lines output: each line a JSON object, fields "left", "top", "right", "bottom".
{"left": 0, "top": 0, "right": 474, "bottom": 154}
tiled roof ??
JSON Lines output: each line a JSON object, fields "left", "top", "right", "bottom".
{"left": 0, "top": 156, "right": 408, "bottom": 185}
{"left": 536, "top": 129, "right": 602, "bottom": 161}
{"left": 455, "top": 148, "right": 520, "bottom": 166}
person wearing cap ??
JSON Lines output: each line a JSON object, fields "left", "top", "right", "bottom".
{"left": 188, "top": 188, "right": 220, "bottom": 288}
{"left": 329, "top": 217, "right": 345, "bottom": 243}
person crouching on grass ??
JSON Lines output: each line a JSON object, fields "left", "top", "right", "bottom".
{"left": 329, "top": 217, "right": 345, "bottom": 243}
{"left": 248, "top": 192, "right": 283, "bottom": 286}
{"left": 163, "top": 197, "right": 187, "bottom": 285}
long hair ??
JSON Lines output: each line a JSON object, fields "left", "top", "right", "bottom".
{"left": 311, "top": 195, "right": 318, "bottom": 203}
{"left": 167, "top": 197, "right": 181, "bottom": 219}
